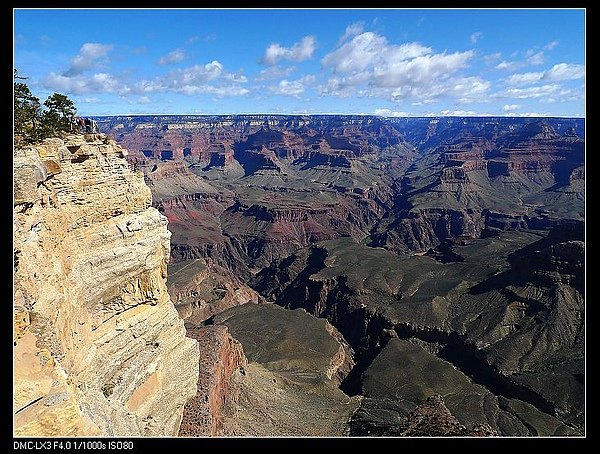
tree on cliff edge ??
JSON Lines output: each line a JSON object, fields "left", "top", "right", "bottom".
{"left": 40, "top": 93, "right": 77, "bottom": 137}
{"left": 14, "top": 75, "right": 42, "bottom": 142}
{"left": 14, "top": 71, "right": 78, "bottom": 144}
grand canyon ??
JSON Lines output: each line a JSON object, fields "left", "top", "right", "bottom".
{"left": 14, "top": 114, "right": 584, "bottom": 437}
{"left": 14, "top": 6, "right": 588, "bottom": 439}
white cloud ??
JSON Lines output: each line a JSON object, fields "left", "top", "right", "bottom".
{"left": 496, "top": 50, "right": 545, "bottom": 71}
{"left": 526, "top": 51, "right": 545, "bottom": 66}
{"left": 224, "top": 73, "right": 248, "bottom": 83}
{"left": 339, "top": 22, "right": 365, "bottom": 44}
{"left": 262, "top": 36, "right": 316, "bottom": 65}
{"left": 65, "top": 43, "right": 113, "bottom": 76}
{"left": 440, "top": 109, "right": 477, "bottom": 116}
{"left": 270, "top": 75, "right": 315, "bottom": 97}
{"left": 319, "top": 72, "right": 374, "bottom": 98}
{"left": 369, "top": 75, "right": 489, "bottom": 105}
{"left": 255, "top": 65, "right": 296, "bottom": 81}
{"left": 504, "top": 84, "right": 561, "bottom": 99}
{"left": 319, "top": 31, "right": 484, "bottom": 104}
{"left": 545, "top": 63, "right": 585, "bottom": 81}
{"left": 450, "top": 77, "right": 492, "bottom": 103}
{"left": 372, "top": 52, "right": 474, "bottom": 88}
{"left": 183, "top": 61, "right": 223, "bottom": 81}
{"left": 45, "top": 72, "right": 130, "bottom": 95}
{"left": 539, "top": 86, "right": 583, "bottom": 103}
{"left": 323, "top": 32, "right": 433, "bottom": 73}
{"left": 137, "top": 61, "right": 224, "bottom": 92}
{"left": 506, "top": 63, "right": 585, "bottom": 86}
{"left": 374, "top": 108, "right": 410, "bottom": 117}
{"left": 158, "top": 49, "right": 185, "bottom": 65}
{"left": 135, "top": 60, "right": 248, "bottom": 98}
{"left": 318, "top": 77, "right": 351, "bottom": 98}
{"left": 502, "top": 104, "right": 520, "bottom": 111}
{"left": 138, "top": 96, "right": 151, "bottom": 104}
{"left": 506, "top": 71, "right": 544, "bottom": 85}
{"left": 470, "top": 32, "right": 483, "bottom": 44}
{"left": 544, "top": 40, "right": 559, "bottom": 50}
{"left": 271, "top": 80, "right": 304, "bottom": 96}
{"left": 496, "top": 61, "right": 516, "bottom": 71}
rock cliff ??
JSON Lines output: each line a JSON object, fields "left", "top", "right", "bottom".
{"left": 13, "top": 134, "right": 199, "bottom": 436}
{"left": 179, "top": 325, "right": 246, "bottom": 436}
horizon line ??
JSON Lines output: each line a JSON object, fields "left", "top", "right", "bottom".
{"left": 87, "top": 113, "right": 586, "bottom": 119}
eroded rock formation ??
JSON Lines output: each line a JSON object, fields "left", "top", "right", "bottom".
{"left": 179, "top": 325, "right": 246, "bottom": 436}
{"left": 167, "top": 258, "right": 263, "bottom": 325}
{"left": 13, "top": 135, "right": 199, "bottom": 436}
{"left": 251, "top": 226, "right": 584, "bottom": 435}
{"left": 214, "top": 304, "right": 360, "bottom": 436}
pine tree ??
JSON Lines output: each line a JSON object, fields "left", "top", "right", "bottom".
{"left": 40, "top": 93, "right": 77, "bottom": 136}
{"left": 14, "top": 70, "right": 79, "bottom": 143}
{"left": 14, "top": 75, "right": 42, "bottom": 141}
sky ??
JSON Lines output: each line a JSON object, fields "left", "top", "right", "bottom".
{"left": 14, "top": 9, "right": 585, "bottom": 117}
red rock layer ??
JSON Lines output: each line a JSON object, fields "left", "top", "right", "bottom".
{"left": 179, "top": 326, "right": 247, "bottom": 436}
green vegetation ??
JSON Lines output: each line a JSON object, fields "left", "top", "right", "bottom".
{"left": 14, "top": 70, "right": 77, "bottom": 145}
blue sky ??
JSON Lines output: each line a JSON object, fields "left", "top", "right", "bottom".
{"left": 14, "top": 9, "right": 585, "bottom": 117}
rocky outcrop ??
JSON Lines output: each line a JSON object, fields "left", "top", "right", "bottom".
{"left": 202, "top": 148, "right": 236, "bottom": 170}
{"left": 167, "top": 258, "right": 262, "bottom": 325}
{"left": 213, "top": 304, "right": 360, "bottom": 436}
{"left": 179, "top": 325, "right": 247, "bottom": 436}
{"left": 351, "top": 395, "right": 498, "bottom": 437}
{"left": 234, "top": 148, "right": 282, "bottom": 175}
{"left": 372, "top": 208, "right": 487, "bottom": 253}
{"left": 13, "top": 135, "right": 199, "bottom": 436}
{"left": 294, "top": 150, "right": 354, "bottom": 169}
{"left": 143, "top": 160, "right": 222, "bottom": 202}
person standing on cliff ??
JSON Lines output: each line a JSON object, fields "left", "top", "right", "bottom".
{"left": 77, "top": 117, "right": 85, "bottom": 133}
{"left": 84, "top": 117, "right": 91, "bottom": 133}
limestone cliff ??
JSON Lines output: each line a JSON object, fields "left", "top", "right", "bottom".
{"left": 13, "top": 134, "right": 199, "bottom": 436}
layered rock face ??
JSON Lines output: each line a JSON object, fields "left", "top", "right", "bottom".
{"left": 13, "top": 135, "right": 199, "bottom": 436}
{"left": 99, "top": 115, "right": 583, "bottom": 269}
{"left": 179, "top": 325, "right": 246, "bottom": 436}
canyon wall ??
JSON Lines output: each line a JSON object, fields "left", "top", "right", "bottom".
{"left": 13, "top": 134, "right": 199, "bottom": 436}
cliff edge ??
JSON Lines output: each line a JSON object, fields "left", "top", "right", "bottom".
{"left": 13, "top": 134, "right": 199, "bottom": 436}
